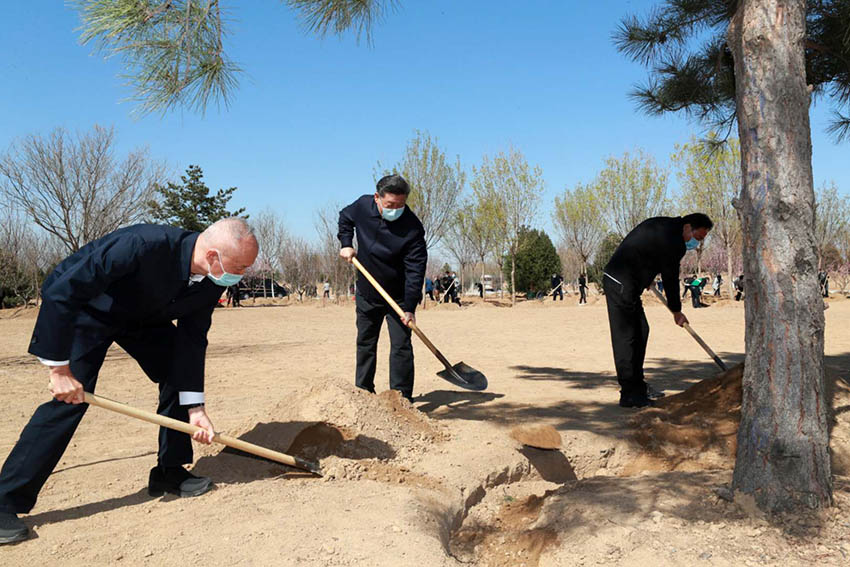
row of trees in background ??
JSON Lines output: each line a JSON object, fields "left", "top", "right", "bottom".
{"left": 553, "top": 136, "right": 850, "bottom": 296}
{"left": 2, "top": 125, "right": 850, "bottom": 308}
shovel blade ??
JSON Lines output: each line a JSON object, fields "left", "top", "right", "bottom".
{"left": 436, "top": 361, "right": 488, "bottom": 391}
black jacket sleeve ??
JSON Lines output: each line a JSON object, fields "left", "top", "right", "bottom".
{"left": 171, "top": 302, "right": 215, "bottom": 392}
{"left": 660, "top": 260, "right": 682, "bottom": 312}
{"left": 401, "top": 228, "right": 427, "bottom": 313}
{"left": 29, "top": 233, "right": 144, "bottom": 360}
{"left": 338, "top": 201, "right": 356, "bottom": 248}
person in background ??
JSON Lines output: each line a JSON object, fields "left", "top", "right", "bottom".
{"left": 551, "top": 273, "right": 564, "bottom": 301}
{"left": 689, "top": 275, "right": 703, "bottom": 308}
{"left": 424, "top": 277, "right": 435, "bottom": 303}
{"left": 734, "top": 274, "right": 745, "bottom": 301}
{"left": 578, "top": 273, "right": 588, "bottom": 304}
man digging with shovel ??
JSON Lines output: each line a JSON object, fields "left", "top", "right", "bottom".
{"left": 338, "top": 174, "right": 427, "bottom": 403}
{"left": 602, "top": 213, "right": 713, "bottom": 408}
{"left": 0, "top": 218, "right": 258, "bottom": 545}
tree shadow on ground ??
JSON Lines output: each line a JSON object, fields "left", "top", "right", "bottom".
{"left": 528, "top": 472, "right": 850, "bottom": 537}
{"left": 418, "top": 355, "right": 755, "bottom": 443}
{"left": 510, "top": 351, "right": 746, "bottom": 392}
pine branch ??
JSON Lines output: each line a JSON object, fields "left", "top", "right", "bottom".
{"left": 285, "top": 0, "right": 397, "bottom": 44}
{"left": 826, "top": 110, "right": 850, "bottom": 142}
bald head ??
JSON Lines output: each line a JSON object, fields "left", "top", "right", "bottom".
{"left": 193, "top": 217, "right": 259, "bottom": 278}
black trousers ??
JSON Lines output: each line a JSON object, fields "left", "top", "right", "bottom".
{"left": 579, "top": 287, "right": 587, "bottom": 304}
{"left": 690, "top": 287, "right": 701, "bottom": 307}
{"left": 603, "top": 277, "right": 649, "bottom": 398}
{"left": 0, "top": 324, "right": 192, "bottom": 515}
{"left": 355, "top": 294, "right": 414, "bottom": 399}
{"left": 552, "top": 288, "right": 563, "bottom": 300}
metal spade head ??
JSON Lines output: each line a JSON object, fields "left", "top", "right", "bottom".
{"left": 436, "top": 361, "right": 488, "bottom": 391}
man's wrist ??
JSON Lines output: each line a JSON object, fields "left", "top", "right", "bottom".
{"left": 186, "top": 402, "right": 205, "bottom": 410}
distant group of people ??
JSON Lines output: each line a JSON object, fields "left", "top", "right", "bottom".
{"left": 423, "top": 271, "right": 461, "bottom": 305}
{"left": 548, "top": 273, "right": 588, "bottom": 304}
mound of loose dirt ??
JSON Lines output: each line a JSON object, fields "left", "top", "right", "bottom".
{"left": 628, "top": 363, "right": 850, "bottom": 475}
{"left": 195, "top": 378, "right": 450, "bottom": 481}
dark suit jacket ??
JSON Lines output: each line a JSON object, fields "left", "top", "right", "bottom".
{"left": 337, "top": 195, "right": 427, "bottom": 312}
{"left": 603, "top": 216, "right": 686, "bottom": 312}
{"left": 28, "top": 225, "right": 223, "bottom": 392}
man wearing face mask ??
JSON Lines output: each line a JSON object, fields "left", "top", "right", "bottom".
{"left": 602, "top": 213, "right": 713, "bottom": 408}
{"left": 338, "top": 174, "right": 427, "bottom": 402}
{"left": 0, "top": 218, "right": 258, "bottom": 545}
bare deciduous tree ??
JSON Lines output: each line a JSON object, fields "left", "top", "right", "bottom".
{"left": 315, "top": 202, "right": 354, "bottom": 301}
{"left": 0, "top": 125, "right": 166, "bottom": 253}
{"left": 377, "top": 130, "right": 465, "bottom": 250}
{"left": 553, "top": 181, "right": 607, "bottom": 274}
{"left": 814, "top": 181, "right": 850, "bottom": 271}
{"left": 471, "top": 147, "right": 544, "bottom": 305}
{"left": 442, "top": 210, "right": 477, "bottom": 295}
{"left": 251, "top": 208, "right": 289, "bottom": 297}
{"left": 596, "top": 149, "right": 669, "bottom": 238}
{"left": 279, "top": 236, "right": 321, "bottom": 302}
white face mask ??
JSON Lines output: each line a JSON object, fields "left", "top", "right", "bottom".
{"left": 381, "top": 206, "right": 404, "bottom": 222}
{"left": 206, "top": 249, "right": 243, "bottom": 287}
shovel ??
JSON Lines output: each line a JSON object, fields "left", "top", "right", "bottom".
{"left": 650, "top": 286, "right": 728, "bottom": 371}
{"left": 351, "top": 257, "right": 488, "bottom": 391}
{"left": 538, "top": 280, "right": 564, "bottom": 302}
{"left": 84, "top": 392, "right": 322, "bottom": 475}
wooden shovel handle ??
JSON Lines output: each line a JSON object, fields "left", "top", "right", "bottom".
{"left": 650, "top": 286, "right": 728, "bottom": 371}
{"left": 351, "top": 257, "right": 455, "bottom": 371}
{"left": 83, "top": 392, "right": 320, "bottom": 474}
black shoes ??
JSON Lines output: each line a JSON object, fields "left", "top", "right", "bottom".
{"left": 148, "top": 466, "right": 214, "bottom": 498}
{"left": 0, "top": 511, "right": 28, "bottom": 545}
{"left": 646, "top": 384, "right": 666, "bottom": 400}
{"left": 619, "top": 393, "right": 654, "bottom": 408}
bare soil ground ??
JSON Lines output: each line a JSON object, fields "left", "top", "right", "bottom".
{"left": 1, "top": 293, "right": 849, "bottom": 566}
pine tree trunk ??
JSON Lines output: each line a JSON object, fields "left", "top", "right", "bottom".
{"left": 728, "top": 0, "right": 831, "bottom": 512}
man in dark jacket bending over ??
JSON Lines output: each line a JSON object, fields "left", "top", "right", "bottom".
{"left": 602, "top": 213, "right": 712, "bottom": 408}
{"left": 0, "top": 218, "right": 259, "bottom": 544}
{"left": 338, "top": 175, "right": 427, "bottom": 402}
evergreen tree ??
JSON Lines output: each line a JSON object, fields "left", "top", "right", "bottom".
{"left": 615, "top": 0, "right": 850, "bottom": 141}
{"left": 502, "top": 227, "right": 561, "bottom": 293}
{"left": 148, "top": 165, "right": 246, "bottom": 231}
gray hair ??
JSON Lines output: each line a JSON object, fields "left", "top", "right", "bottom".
{"left": 201, "top": 217, "right": 257, "bottom": 255}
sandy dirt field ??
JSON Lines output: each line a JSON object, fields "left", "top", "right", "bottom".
{"left": 1, "top": 292, "right": 849, "bottom": 566}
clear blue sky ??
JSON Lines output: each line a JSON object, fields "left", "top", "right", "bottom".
{"left": 1, "top": 1, "right": 847, "bottom": 241}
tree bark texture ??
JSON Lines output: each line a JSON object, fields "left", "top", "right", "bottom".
{"left": 728, "top": 0, "right": 831, "bottom": 511}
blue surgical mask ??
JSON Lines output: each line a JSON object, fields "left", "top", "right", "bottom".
{"left": 381, "top": 206, "right": 404, "bottom": 222}
{"left": 207, "top": 250, "right": 243, "bottom": 287}
{"left": 685, "top": 237, "right": 700, "bottom": 251}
